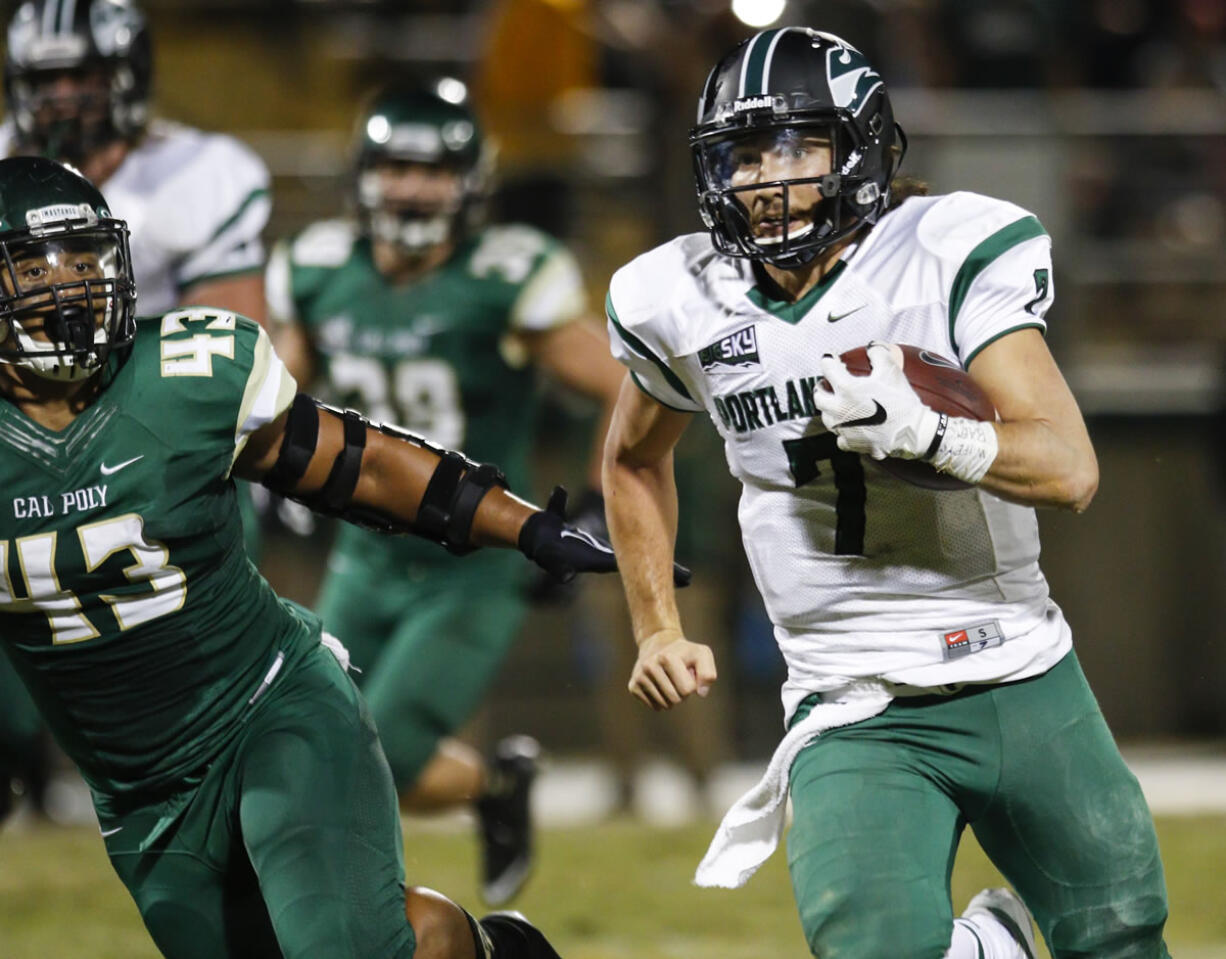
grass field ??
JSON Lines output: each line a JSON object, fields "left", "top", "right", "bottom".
{"left": 2, "top": 815, "right": 1224, "bottom": 958}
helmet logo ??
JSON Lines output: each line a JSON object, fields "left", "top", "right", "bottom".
{"left": 825, "top": 46, "right": 882, "bottom": 116}
{"left": 732, "top": 94, "right": 775, "bottom": 114}
{"left": 25, "top": 202, "right": 98, "bottom": 230}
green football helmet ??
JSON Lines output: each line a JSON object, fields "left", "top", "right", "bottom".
{"left": 0, "top": 155, "right": 136, "bottom": 382}
{"left": 353, "top": 80, "right": 491, "bottom": 255}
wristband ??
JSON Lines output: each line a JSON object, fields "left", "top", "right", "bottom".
{"left": 929, "top": 417, "right": 998, "bottom": 485}
{"left": 923, "top": 412, "right": 949, "bottom": 460}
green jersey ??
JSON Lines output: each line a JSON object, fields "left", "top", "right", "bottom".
{"left": 267, "top": 220, "right": 587, "bottom": 570}
{"left": 0, "top": 310, "right": 305, "bottom": 797}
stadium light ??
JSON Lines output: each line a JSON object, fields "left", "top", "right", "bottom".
{"left": 435, "top": 77, "right": 469, "bottom": 105}
{"left": 731, "top": 0, "right": 786, "bottom": 28}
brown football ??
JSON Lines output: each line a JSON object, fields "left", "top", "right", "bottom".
{"left": 838, "top": 344, "right": 996, "bottom": 491}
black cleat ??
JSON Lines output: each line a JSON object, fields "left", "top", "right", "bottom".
{"left": 479, "top": 911, "right": 563, "bottom": 959}
{"left": 476, "top": 735, "right": 540, "bottom": 906}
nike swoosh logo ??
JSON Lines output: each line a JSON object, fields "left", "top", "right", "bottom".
{"left": 827, "top": 305, "right": 866, "bottom": 323}
{"left": 99, "top": 453, "right": 144, "bottom": 475}
{"left": 100, "top": 455, "right": 144, "bottom": 476}
{"left": 560, "top": 528, "right": 614, "bottom": 554}
{"left": 833, "top": 401, "right": 887, "bottom": 429}
{"left": 100, "top": 826, "right": 123, "bottom": 838}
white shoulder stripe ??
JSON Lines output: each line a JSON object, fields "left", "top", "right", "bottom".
{"left": 240, "top": 349, "right": 293, "bottom": 439}
{"left": 510, "top": 248, "right": 586, "bottom": 332}
{"left": 229, "top": 326, "right": 297, "bottom": 472}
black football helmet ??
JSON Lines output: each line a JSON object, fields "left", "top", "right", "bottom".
{"left": 690, "top": 28, "right": 905, "bottom": 269}
{"left": 0, "top": 155, "right": 136, "bottom": 382}
{"left": 353, "top": 79, "right": 491, "bottom": 255}
{"left": 4, "top": 0, "right": 152, "bottom": 165}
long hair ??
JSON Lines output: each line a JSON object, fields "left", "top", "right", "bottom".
{"left": 887, "top": 175, "right": 930, "bottom": 211}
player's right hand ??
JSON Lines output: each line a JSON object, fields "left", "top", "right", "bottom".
{"left": 629, "top": 629, "right": 717, "bottom": 711}
{"left": 814, "top": 342, "right": 941, "bottom": 461}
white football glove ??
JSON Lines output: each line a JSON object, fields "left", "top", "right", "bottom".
{"left": 812, "top": 342, "right": 942, "bottom": 461}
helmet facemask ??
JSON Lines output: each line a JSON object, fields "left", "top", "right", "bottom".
{"left": 0, "top": 216, "right": 136, "bottom": 382}
{"left": 692, "top": 115, "right": 894, "bottom": 270}
{"left": 690, "top": 28, "right": 906, "bottom": 270}
{"left": 356, "top": 158, "right": 471, "bottom": 258}
{"left": 10, "top": 64, "right": 130, "bottom": 165}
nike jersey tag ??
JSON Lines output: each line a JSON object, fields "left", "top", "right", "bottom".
{"left": 941, "top": 621, "right": 1004, "bottom": 660}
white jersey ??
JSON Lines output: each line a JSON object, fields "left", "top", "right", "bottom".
{"left": 1, "top": 119, "right": 271, "bottom": 316}
{"left": 607, "top": 191, "right": 1072, "bottom": 716}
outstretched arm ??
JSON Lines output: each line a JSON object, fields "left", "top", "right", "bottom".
{"left": 603, "top": 378, "right": 715, "bottom": 710}
{"left": 233, "top": 395, "right": 615, "bottom": 581}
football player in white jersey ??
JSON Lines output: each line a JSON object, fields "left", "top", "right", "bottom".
{"left": 603, "top": 27, "right": 1170, "bottom": 959}
{"left": 0, "top": 0, "right": 271, "bottom": 821}
{"left": 3, "top": 0, "right": 270, "bottom": 320}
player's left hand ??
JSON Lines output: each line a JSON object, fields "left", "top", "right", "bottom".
{"left": 812, "top": 341, "right": 941, "bottom": 461}
{"left": 523, "top": 488, "right": 609, "bottom": 604}
{"left": 519, "top": 486, "right": 617, "bottom": 583}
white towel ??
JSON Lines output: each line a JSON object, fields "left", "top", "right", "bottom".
{"left": 694, "top": 680, "right": 894, "bottom": 889}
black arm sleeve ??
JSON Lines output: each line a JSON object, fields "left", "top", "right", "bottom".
{"left": 260, "top": 393, "right": 508, "bottom": 555}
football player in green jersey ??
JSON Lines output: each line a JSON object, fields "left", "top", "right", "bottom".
{"left": 0, "top": 0, "right": 276, "bottom": 821}
{"left": 0, "top": 155, "right": 638, "bottom": 959}
{"left": 267, "top": 81, "right": 627, "bottom": 905}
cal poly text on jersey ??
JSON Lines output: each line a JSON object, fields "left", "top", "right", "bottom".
{"left": 11, "top": 484, "right": 110, "bottom": 520}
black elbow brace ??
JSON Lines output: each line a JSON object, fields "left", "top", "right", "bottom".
{"left": 261, "top": 394, "right": 508, "bottom": 555}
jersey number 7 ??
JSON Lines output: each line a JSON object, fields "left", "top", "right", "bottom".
{"left": 782, "top": 434, "right": 866, "bottom": 555}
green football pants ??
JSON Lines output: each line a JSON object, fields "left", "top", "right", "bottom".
{"left": 99, "top": 644, "right": 416, "bottom": 959}
{"left": 317, "top": 554, "right": 527, "bottom": 789}
{"left": 786, "top": 652, "right": 1170, "bottom": 959}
